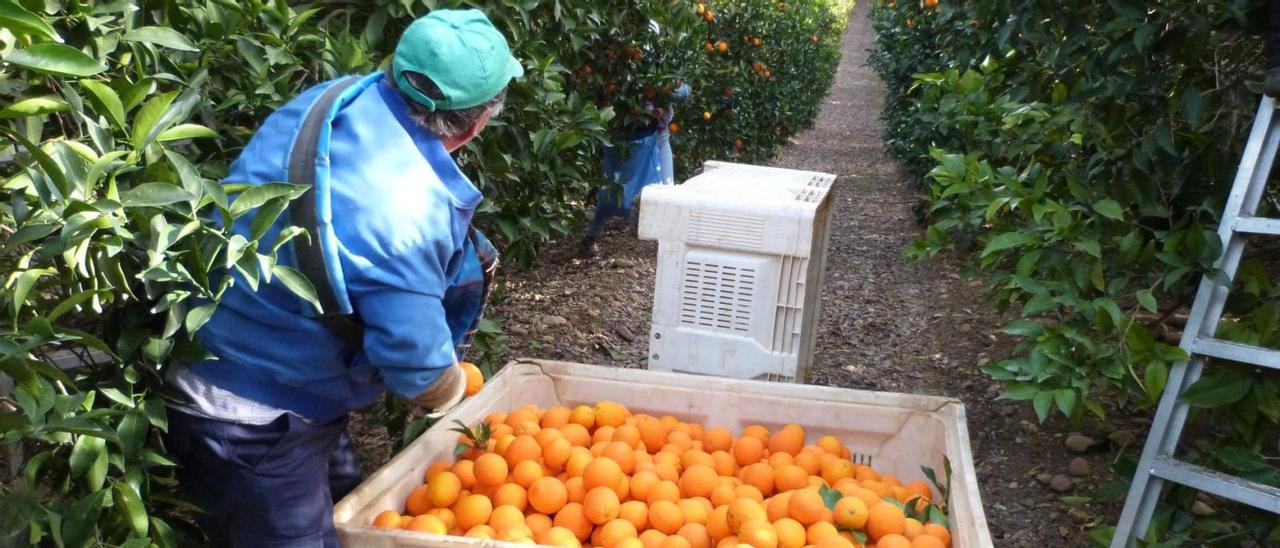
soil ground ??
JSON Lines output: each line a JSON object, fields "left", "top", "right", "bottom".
{"left": 354, "top": 3, "right": 1143, "bottom": 546}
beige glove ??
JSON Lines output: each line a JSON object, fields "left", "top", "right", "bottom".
{"left": 413, "top": 364, "right": 466, "bottom": 416}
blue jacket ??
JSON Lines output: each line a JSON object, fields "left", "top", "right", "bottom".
{"left": 189, "top": 72, "right": 486, "bottom": 422}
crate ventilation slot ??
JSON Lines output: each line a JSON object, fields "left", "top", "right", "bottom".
{"left": 688, "top": 210, "right": 765, "bottom": 249}
{"left": 680, "top": 260, "right": 755, "bottom": 333}
{"left": 770, "top": 256, "right": 808, "bottom": 353}
{"left": 794, "top": 175, "right": 834, "bottom": 203}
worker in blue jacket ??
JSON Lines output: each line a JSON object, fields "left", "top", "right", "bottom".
{"left": 161, "top": 10, "right": 521, "bottom": 546}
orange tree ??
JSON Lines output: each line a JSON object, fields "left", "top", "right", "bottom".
{"left": 869, "top": 0, "right": 1278, "bottom": 544}
{"left": 0, "top": 0, "right": 851, "bottom": 545}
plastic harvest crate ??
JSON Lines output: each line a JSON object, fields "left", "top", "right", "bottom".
{"left": 333, "top": 359, "right": 993, "bottom": 547}
{"left": 637, "top": 161, "right": 835, "bottom": 382}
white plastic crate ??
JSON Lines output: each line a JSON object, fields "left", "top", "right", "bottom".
{"left": 637, "top": 161, "right": 836, "bottom": 382}
{"left": 333, "top": 359, "right": 993, "bottom": 547}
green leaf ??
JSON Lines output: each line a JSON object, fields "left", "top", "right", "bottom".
{"left": 271, "top": 265, "right": 323, "bottom": 313}
{"left": 113, "top": 482, "right": 149, "bottom": 537}
{"left": 1093, "top": 199, "right": 1125, "bottom": 221}
{"left": 141, "top": 398, "right": 169, "bottom": 432}
{"left": 1135, "top": 290, "right": 1157, "bottom": 313}
{"left": 0, "top": 0, "right": 61, "bottom": 41}
{"left": 228, "top": 183, "right": 308, "bottom": 218}
{"left": 1032, "top": 390, "right": 1053, "bottom": 422}
{"left": 9, "top": 267, "right": 56, "bottom": 318}
{"left": 121, "top": 26, "right": 199, "bottom": 52}
{"left": 1217, "top": 446, "right": 1271, "bottom": 474}
{"left": 927, "top": 505, "right": 948, "bottom": 527}
{"left": 1001, "top": 320, "right": 1043, "bottom": 338}
{"left": 0, "top": 126, "right": 72, "bottom": 196}
{"left": 1143, "top": 361, "right": 1167, "bottom": 398}
{"left": 4, "top": 43, "right": 106, "bottom": 77}
{"left": 131, "top": 91, "right": 177, "bottom": 149}
{"left": 0, "top": 95, "right": 69, "bottom": 118}
{"left": 69, "top": 434, "right": 106, "bottom": 480}
{"left": 1180, "top": 372, "right": 1252, "bottom": 408}
{"left": 121, "top": 183, "right": 196, "bottom": 207}
{"left": 48, "top": 290, "right": 109, "bottom": 321}
{"left": 98, "top": 387, "right": 134, "bottom": 408}
{"left": 77, "top": 79, "right": 127, "bottom": 129}
{"left": 1054, "top": 389, "right": 1077, "bottom": 418}
{"left": 118, "top": 411, "right": 148, "bottom": 463}
{"left": 818, "top": 484, "right": 842, "bottom": 510}
{"left": 156, "top": 123, "right": 217, "bottom": 142}
{"left": 249, "top": 197, "right": 289, "bottom": 241}
{"left": 62, "top": 488, "right": 109, "bottom": 547}
{"left": 981, "top": 231, "right": 1032, "bottom": 257}
{"left": 185, "top": 303, "right": 217, "bottom": 335}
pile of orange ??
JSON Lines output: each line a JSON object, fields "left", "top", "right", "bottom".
{"left": 371, "top": 402, "right": 953, "bottom": 548}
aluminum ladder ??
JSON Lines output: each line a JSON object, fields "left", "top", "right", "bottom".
{"left": 1110, "top": 95, "right": 1280, "bottom": 546}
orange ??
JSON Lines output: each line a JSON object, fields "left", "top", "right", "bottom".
{"left": 733, "top": 437, "right": 765, "bottom": 466}
{"left": 566, "top": 450, "right": 594, "bottom": 478}
{"left": 813, "top": 535, "right": 854, "bottom": 548}
{"left": 405, "top": 484, "right": 433, "bottom": 515}
{"left": 554, "top": 502, "right": 593, "bottom": 541}
{"left": 507, "top": 435, "right": 543, "bottom": 467}
{"left": 707, "top": 506, "right": 732, "bottom": 541}
{"left": 406, "top": 514, "right": 448, "bottom": 534}
{"left": 648, "top": 480, "right": 681, "bottom": 504}
{"left": 661, "top": 535, "right": 693, "bottom": 548}
{"left": 712, "top": 451, "right": 739, "bottom": 477}
{"left": 679, "top": 523, "right": 712, "bottom": 548}
{"left": 773, "top": 465, "right": 808, "bottom": 492}
{"left": 876, "top": 534, "right": 912, "bottom": 548}
{"left": 738, "top": 520, "right": 778, "bottom": 548}
{"left": 741, "top": 463, "right": 775, "bottom": 497}
{"left": 682, "top": 449, "right": 716, "bottom": 470}
{"left": 704, "top": 427, "right": 734, "bottom": 452}
{"left": 816, "top": 436, "right": 844, "bottom": 456}
{"left": 454, "top": 494, "right": 493, "bottom": 531}
{"left": 372, "top": 510, "right": 401, "bottom": 528}
{"left": 772, "top": 518, "right": 805, "bottom": 548}
{"left": 742, "top": 425, "right": 769, "bottom": 443}
{"left": 905, "top": 481, "right": 933, "bottom": 502}
{"left": 427, "top": 507, "right": 456, "bottom": 531}
{"left": 639, "top": 416, "right": 672, "bottom": 452}
{"left": 569, "top": 405, "right": 596, "bottom": 430}
{"left": 679, "top": 464, "right": 719, "bottom": 498}
{"left": 667, "top": 431, "right": 694, "bottom": 451}
{"left": 715, "top": 536, "right": 740, "bottom": 548}
{"left": 767, "top": 452, "right": 794, "bottom": 469}
{"left": 545, "top": 438, "right": 574, "bottom": 471}
{"left": 474, "top": 453, "right": 508, "bottom": 488}
{"left": 604, "top": 442, "right": 638, "bottom": 474}
{"left": 832, "top": 496, "right": 869, "bottom": 530}
{"left": 912, "top": 536, "right": 946, "bottom": 548}
{"left": 541, "top": 526, "right": 584, "bottom": 548}
{"left": 425, "top": 461, "right": 451, "bottom": 482}
{"left": 805, "top": 522, "right": 838, "bottom": 545}
{"left": 903, "top": 518, "right": 924, "bottom": 540}
{"left": 489, "top": 504, "right": 526, "bottom": 531}
{"left": 727, "top": 498, "right": 767, "bottom": 532}
{"left": 585, "top": 457, "right": 626, "bottom": 494}
{"left": 866, "top": 501, "right": 907, "bottom": 541}
{"left": 536, "top": 427, "right": 565, "bottom": 447}
{"left": 649, "top": 500, "right": 685, "bottom": 534}
{"left": 466, "top": 524, "right": 496, "bottom": 539}
{"left": 584, "top": 486, "right": 621, "bottom": 525}
{"left": 734, "top": 484, "right": 765, "bottom": 502}
{"left": 493, "top": 482, "right": 528, "bottom": 511}
{"left": 677, "top": 498, "right": 710, "bottom": 526}
{"left": 765, "top": 492, "right": 792, "bottom": 523}
{"left": 641, "top": 529, "right": 670, "bottom": 548}
{"left": 566, "top": 476, "right": 586, "bottom": 503}
{"left": 595, "top": 426, "right": 617, "bottom": 446}
{"left": 530, "top": 476, "right": 570, "bottom": 514}
{"left": 614, "top": 424, "right": 642, "bottom": 449}
{"left": 527, "top": 513, "right": 554, "bottom": 538}
{"left": 460, "top": 362, "right": 484, "bottom": 396}
{"left": 563, "top": 423, "right": 592, "bottom": 447}
{"left": 786, "top": 490, "right": 824, "bottom": 526}
{"left": 513, "top": 459, "right": 545, "bottom": 488}
{"left": 821, "top": 459, "right": 854, "bottom": 485}
{"left": 854, "top": 465, "right": 880, "bottom": 483}
{"left": 793, "top": 452, "right": 821, "bottom": 476}
{"left": 630, "top": 470, "right": 660, "bottom": 502}
{"left": 767, "top": 424, "right": 805, "bottom": 456}
{"left": 600, "top": 518, "right": 639, "bottom": 548}
{"left": 620, "top": 500, "right": 650, "bottom": 530}
{"left": 497, "top": 523, "right": 535, "bottom": 542}
{"left": 616, "top": 539, "right": 645, "bottom": 548}
{"left": 427, "top": 471, "right": 463, "bottom": 509}
{"left": 451, "top": 460, "right": 476, "bottom": 490}
{"left": 594, "top": 401, "right": 629, "bottom": 428}
{"left": 542, "top": 406, "right": 572, "bottom": 429}
{"left": 923, "top": 523, "right": 951, "bottom": 547}
{"left": 711, "top": 484, "right": 738, "bottom": 507}
{"left": 850, "top": 486, "right": 881, "bottom": 507}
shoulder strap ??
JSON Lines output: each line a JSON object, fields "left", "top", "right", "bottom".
{"left": 288, "top": 76, "right": 365, "bottom": 349}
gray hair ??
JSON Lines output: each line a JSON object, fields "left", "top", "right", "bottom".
{"left": 384, "top": 64, "right": 507, "bottom": 140}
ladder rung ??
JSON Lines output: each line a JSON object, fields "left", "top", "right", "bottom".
{"left": 1150, "top": 455, "right": 1280, "bottom": 513}
{"left": 1191, "top": 338, "right": 1280, "bottom": 370}
{"left": 1233, "top": 217, "right": 1280, "bottom": 235}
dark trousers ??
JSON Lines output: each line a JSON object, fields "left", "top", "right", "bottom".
{"left": 164, "top": 409, "right": 363, "bottom": 547}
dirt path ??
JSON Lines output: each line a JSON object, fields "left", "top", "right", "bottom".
{"left": 484, "top": 3, "right": 1130, "bottom": 545}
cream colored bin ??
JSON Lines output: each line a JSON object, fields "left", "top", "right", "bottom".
{"left": 334, "top": 360, "right": 993, "bottom": 548}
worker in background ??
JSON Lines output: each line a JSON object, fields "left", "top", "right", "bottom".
{"left": 579, "top": 81, "right": 690, "bottom": 258}
{"left": 161, "top": 10, "right": 519, "bottom": 546}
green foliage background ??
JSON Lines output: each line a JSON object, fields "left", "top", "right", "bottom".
{"left": 868, "top": 0, "right": 1279, "bottom": 544}
{"left": 0, "top": 0, "right": 850, "bottom": 545}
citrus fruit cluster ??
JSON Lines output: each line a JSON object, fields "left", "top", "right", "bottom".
{"left": 371, "top": 402, "right": 952, "bottom": 548}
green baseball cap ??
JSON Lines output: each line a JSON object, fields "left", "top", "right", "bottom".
{"left": 392, "top": 9, "right": 523, "bottom": 111}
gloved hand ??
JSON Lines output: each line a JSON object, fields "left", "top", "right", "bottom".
{"left": 412, "top": 363, "right": 466, "bottom": 415}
